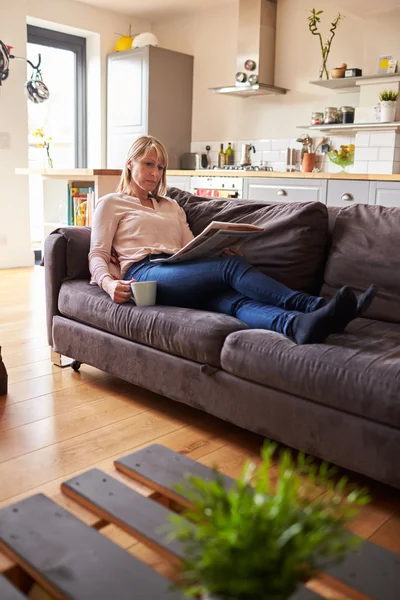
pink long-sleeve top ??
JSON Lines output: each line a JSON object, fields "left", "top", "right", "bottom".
{"left": 89, "top": 193, "right": 195, "bottom": 284}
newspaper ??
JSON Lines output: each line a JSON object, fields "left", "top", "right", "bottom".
{"left": 150, "top": 221, "right": 264, "bottom": 264}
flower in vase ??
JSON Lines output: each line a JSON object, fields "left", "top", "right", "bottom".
{"left": 32, "top": 128, "right": 54, "bottom": 168}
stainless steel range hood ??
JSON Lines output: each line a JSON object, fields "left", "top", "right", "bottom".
{"left": 210, "top": 0, "right": 288, "bottom": 97}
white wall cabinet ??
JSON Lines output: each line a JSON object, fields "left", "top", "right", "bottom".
{"left": 326, "top": 180, "right": 370, "bottom": 207}
{"left": 244, "top": 177, "right": 327, "bottom": 204}
{"left": 369, "top": 181, "right": 400, "bottom": 207}
{"left": 107, "top": 47, "right": 193, "bottom": 170}
{"left": 166, "top": 175, "right": 191, "bottom": 192}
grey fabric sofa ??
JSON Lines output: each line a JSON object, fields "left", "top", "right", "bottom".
{"left": 44, "top": 190, "right": 400, "bottom": 489}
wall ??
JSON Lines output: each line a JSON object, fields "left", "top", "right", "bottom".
{"left": 0, "top": 0, "right": 148, "bottom": 269}
{"left": 363, "top": 8, "right": 400, "bottom": 74}
{"left": 152, "top": 0, "right": 364, "bottom": 142}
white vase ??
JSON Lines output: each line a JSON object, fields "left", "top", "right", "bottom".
{"left": 380, "top": 100, "right": 397, "bottom": 123}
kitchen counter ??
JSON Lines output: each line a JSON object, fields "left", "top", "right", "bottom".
{"left": 15, "top": 168, "right": 400, "bottom": 181}
{"left": 168, "top": 169, "right": 400, "bottom": 181}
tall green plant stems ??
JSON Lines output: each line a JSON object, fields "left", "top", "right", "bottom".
{"left": 168, "top": 442, "right": 370, "bottom": 600}
{"left": 308, "top": 9, "right": 343, "bottom": 80}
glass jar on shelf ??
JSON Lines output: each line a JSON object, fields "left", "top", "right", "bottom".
{"left": 324, "top": 107, "right": 339, "bottom": 124}
{"left": 340, "top": 106, "right": 355, "bottom": 124}
{"left": 311, "top": 112, "right": 324, "bottom": 126}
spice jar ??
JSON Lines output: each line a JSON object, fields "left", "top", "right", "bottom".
{"left": 340, "top": 106, "right": 355, "bottom": 124}
{"left": 324, "top": 107, "right": 339, "bottom": 124}
{"left": 311, "top": 112, "right": 324, "bottom": 126}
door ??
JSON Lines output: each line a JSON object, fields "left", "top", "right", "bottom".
{"left": 369, "top": 181, "right": 400, "bottom": 207}
{"left": 107, "top": 49, "right": 149, "bottom": 168}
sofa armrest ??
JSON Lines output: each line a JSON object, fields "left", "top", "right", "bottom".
{"left": 44, "top": 226, "right": 91, "bottom": 346}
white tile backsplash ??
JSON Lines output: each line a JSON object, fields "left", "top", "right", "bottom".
{"left": 355, "top": 147, "right": 379, "bottom": 161}
{"left": 353, "top": 161, "right": 368, "bottom": 173}
{"left": 191, "top": 132, "right": 400, "bottom": 174}
{"left": 379, "top": 147, "right": 395, "bottom": 161}
{"left": 262, "top": 150, "right": 281, "bottom": 162}
{"left": 355, "top": 133, "right": 370, "bottom": 147}
{"left": 369, "top": 132, "right": 396, "bottom": 147}
{"left": 271, "top": 139, "right": 291, "bottom": 150}
{"left": 367, "top": 161, "right": 393, "bottom": 174}
{"left": 394, "top": 147, "right": 400, "bottom": 162}
{"left": 255, "top": 140, "right": 272, "bottom": 151}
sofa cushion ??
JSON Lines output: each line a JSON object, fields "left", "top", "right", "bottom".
{"left": 58, "top": 280, "right": 247, "bottom": 367}
{"left": 168, "top": 189, "right": 329, "bottom": 294}
{"left": 220, "top": 318, "right": 400, "bottom": 428}
{"left": 321, "top": 204, "right": 400, "bottom": 323}
{"left": 54, "top": 226, "right": 92, "bottom": 280}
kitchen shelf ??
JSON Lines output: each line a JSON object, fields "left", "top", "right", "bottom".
{"left": 296, "top": 122, "right": 400, "bottom": 135}
{"left": 310, "top": 73, "right": 400, "bottom": 93}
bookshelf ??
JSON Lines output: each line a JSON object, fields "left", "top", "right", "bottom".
{"left": 15, "top": 169, "right": 121, "bottom": 249}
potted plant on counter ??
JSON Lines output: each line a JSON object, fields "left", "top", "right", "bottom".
{"left": 379, "top": 90, "right": 399, "bottom": 123}
{"left": 167, "top": 442, "right": 369, "bottom": 600}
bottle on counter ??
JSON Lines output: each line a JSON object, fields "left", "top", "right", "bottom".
{"left": 225, "top": 142, "right": 234, "bottom": 166}
{"left": 218, "top": 143, "right": 226, "bottom": 168}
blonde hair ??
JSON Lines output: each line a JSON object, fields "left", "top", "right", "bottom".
{"left": 117, "top": 135, "right": 168, "bottom": 201}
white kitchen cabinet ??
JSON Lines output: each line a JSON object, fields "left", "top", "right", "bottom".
{"left": 107, "top": 47, "right": 193, "bottom": 169}
{"left": 369, "top": 181, "right": 400, "bottom": 207}
{"left": 166, "top": 175, "right": 191, "bottom": 192}
{"left": 326, "top": 180, "right": 370, "bottom": 207}
{"left": 244, "top": 177, "right": 327, "bottom": 204}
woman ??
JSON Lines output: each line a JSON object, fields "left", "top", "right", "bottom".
{"left": 89, "top": 136, "right": 376, "bottom": 345}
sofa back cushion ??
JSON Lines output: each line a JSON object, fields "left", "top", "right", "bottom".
{"left": 321, "top": 204, "right": 400, "bottom": 322}
{"left": 168, "top": 189, "right": 329, "bottom": 293}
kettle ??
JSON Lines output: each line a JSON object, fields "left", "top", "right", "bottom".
{"left": 240, "top": 143, "right": 256, "bottom": 166}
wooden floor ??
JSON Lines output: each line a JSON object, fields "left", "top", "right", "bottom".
{"left": 1, "top": 266, "right": 400, "bottom": 592}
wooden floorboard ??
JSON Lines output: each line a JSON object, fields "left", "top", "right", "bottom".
{"left": 0, "top": 265, "right": 400, "bottom": 570}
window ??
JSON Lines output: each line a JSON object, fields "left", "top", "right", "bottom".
{"left": 27, "top": 25, "right": 87, "bottom": 168}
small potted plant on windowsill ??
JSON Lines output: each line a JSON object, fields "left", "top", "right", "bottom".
{"left": 379, "top": 90, "right": 399, "bottom": 123}
{"left": 167, "top": 443, "right": 369, "bottom": 600}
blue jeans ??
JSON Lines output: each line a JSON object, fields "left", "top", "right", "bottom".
{"left": 124, "top": 255, "right": 324, "bottom": 336}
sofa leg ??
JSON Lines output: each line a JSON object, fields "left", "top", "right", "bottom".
{"left": 51, "top": 348, "right": 74, "bottom": 368}
{"left": 0, "top": 346, "right": 8, "bottom": 395}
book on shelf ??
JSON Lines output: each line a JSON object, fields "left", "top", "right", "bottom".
{"left": 150, "top": 221, "right": 264, "bottom": 264}
{"left": 68, "top": 183, "right": 95, "bottom": 227}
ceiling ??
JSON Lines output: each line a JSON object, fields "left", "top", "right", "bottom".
{"left": 77, "top": 0, "right": 235, "bottom": 20}
{"left": 76, "top": 0, "right": 400, "bottom": 19}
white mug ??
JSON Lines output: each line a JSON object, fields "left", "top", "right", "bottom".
{"left": 130, "top": 281, "right": 157, "bottom": 306}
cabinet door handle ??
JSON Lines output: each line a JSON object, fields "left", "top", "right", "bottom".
{"left": 277, "top": 189, "right": 287, "bottom": 196}
{"left": 341, "top": 193, "right": 354, "bottom": 202}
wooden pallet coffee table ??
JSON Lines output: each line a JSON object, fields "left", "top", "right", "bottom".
{"left": 0, "top": 444, "right": 398, "bottom": 599}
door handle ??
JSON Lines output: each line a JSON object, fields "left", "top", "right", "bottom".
{"left": 341, "top": 193, "right": 354, "bottom": 202}
{"left": 277, "top": 189, "right": 287, "bottom": 196}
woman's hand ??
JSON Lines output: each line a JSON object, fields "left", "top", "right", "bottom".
{"left": 102, "top": 278, "right": 135, "bottom": 304}
{"left": 223, "top": 246, "right": 244, "bottom": 257}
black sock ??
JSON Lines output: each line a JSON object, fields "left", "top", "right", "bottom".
{"left": 289, "top": 286, "right": 357, "bottom": 345}
{"left": 356, "top": 284, "right": 377, "bottom": 316}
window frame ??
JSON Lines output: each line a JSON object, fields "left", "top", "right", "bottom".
{"left": 27, "top": 25, "right": 87, "bottom": 167}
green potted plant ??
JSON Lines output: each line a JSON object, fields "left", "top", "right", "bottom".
{"left": 308, "top": 9, "right": 344, "bottom": 80}
{"left": 167, "top": 443, "right": 369, "bottom": 600}
{"left": 379, "top": 90, "right": 399, "bottom": 123}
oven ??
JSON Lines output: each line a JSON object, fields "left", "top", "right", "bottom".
{"left": 190, "top": 176, "right": 244, "bottom": 199}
